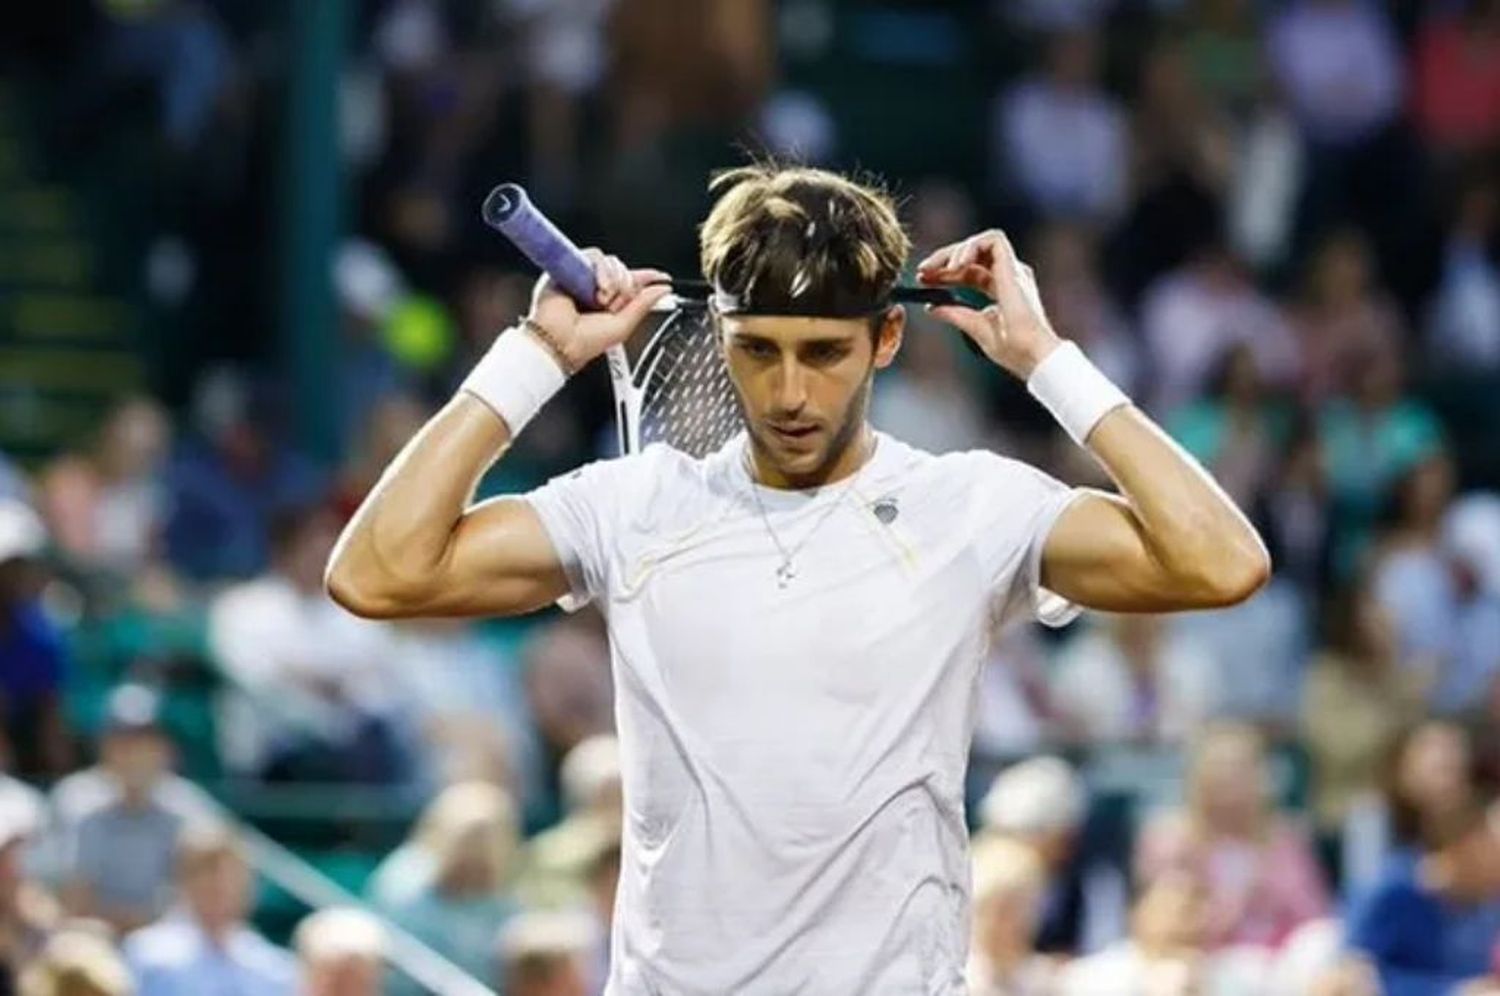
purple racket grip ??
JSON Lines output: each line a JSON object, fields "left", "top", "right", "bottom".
{"left": 481, "top": 184, "right": 599, "bottom": 308}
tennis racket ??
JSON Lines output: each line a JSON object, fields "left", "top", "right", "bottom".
{"left": 480, "top": 183, "right": 961, "bottom": 459}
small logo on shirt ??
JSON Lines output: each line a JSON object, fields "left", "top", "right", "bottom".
{"left": 871, "top": 497, "right": 899, "bottom": 524}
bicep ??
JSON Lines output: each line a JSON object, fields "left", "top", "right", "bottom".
{"left": 1039, "top": 491, "right": 1192, "bottom": 613}
{"left": 407, "top": 497, "right": 572, "bottom": 618}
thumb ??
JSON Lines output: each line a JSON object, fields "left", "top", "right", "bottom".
{"left": 927, "top": 303, "right": 989, "bottom": 341}
{"left": 619, "top": 283, "right": 672, "bottom": 324}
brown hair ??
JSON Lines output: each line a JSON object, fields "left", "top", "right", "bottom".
{"left": 699, "top": 163, "right": 911, "bottom": 320}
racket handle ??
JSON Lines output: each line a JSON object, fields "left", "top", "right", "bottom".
{"left": 481, "top": 184, "right": 599, "bottom": 309}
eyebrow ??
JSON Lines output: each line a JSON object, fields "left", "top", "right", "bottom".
{"left": 729, "top": 331, "right": 856, "bottom": 348}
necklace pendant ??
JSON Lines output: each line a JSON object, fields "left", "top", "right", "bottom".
{"left": 775, "top": 562, "right": 796, "bottom": 588}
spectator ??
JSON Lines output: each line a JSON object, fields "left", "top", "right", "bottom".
{"left": 56, "top": 685, "right": 217, "bottom": 934}
{"left": 993, "top": 28, "right": 1126, "bottom": 224}
{"left": 0, "top": 808, "right": 58, "bottom": 993}
{"left": 1180, "top": 0, "right": 1264, "bottom": 116}
{"left": 1253, "top": 420, "right": 1331, "bottom": 598}
{"left": 1371, "top": 455, "right": 1458, "bottom": 684}
{"left": 51, "top": 684, "right": 216, "bottom": 838}
{"left": 1169, "top": 344, "right": 1292, "bottom": 511}
{"left": 496, "top": 912, "right": 593, "bottom": 996}
{"left": 1411, "top": 0, "right": 1500, "bottom": 157}
{"left": 581, "top": 838, "right": 618, "bottom": 993}
{"left": 1059, "top": 870, "right": 1267, "bottom": 994}
{"left": 518, "top": 736, "right": 620, "bottom": 912}
{"left": 1427, "top": 171, "right": 1500, "bottom": 371}
{"left": 1136, "top": 722, "right": 1330, "bottom": 949}
{"left": 977, "top": 756, "right": 1128, "bottom": 956}
{"left": 370, "top": 782, "right": 522, "bottom": 992}
{"left": 208, "top": 503, "right": 407, "bottom": 784}
{"left": 1342, "top": 719, "right": 1479, "bottom": 895}
{"left": 1319, "top": 338, "right": 1446, "bottom": 577}
{"left": 966, "top": 836, "right": 1058, "bottom": 995}
{"left": 0, "top": 499, "right": 73, "bottom": 780}
{"left": 18, "top": 926, "right": 133, "bottom": 996}
{"left": 36, "top": 397, "right": 170, "bottom": 579}
{"left": 1049, "top": 615, "right": 1221, "bottom": 745}
{"left": 294, "top": 907, "right": 386, "bottom": 996}
{"left": 1266, "top": 0, "right": 1404, "bottom": 150}
{"left": 1301, "top": 578, "right": 1424, "bottom": 872}
{"left": 164, "top": 368, "right": 325, "bottom": 581}
{"left": 1139, "top": 240, "right": 1300, "bottom": 416}
{"left": 1345, "top": 801, "right": 1500, "bottom": 995}
{"left": 1291, "top": 229, "right": 1406, "bottom": 406}
{"left": 124, "top": 826, "right": 296, "bottom": 996}
{"left": 523, "top": 615, "right": 614, "bottom": 819}
{"left": 1031, "top": 223, "right": 1141, "bottom": 399}
{"left": 870, "top": 313, "right": 988, "bottom": 454}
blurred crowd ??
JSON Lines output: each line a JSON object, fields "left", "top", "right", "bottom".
{"left": 2, "top": 0, "right": 1500, "bottom": 992}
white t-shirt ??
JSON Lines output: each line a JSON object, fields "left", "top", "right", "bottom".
{"left": 524, "top": 432, "right": 1082, "bottom": 995}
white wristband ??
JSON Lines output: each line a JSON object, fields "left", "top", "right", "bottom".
{"left": 460, "top": 326, "right": 568, "bottom": 434}
{"left": 1026, "top": 341, "right": 1130, "bottom": 446}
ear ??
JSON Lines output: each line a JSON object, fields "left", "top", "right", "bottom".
{"left": 872, "top": 306, "right": 905, "bottom": 370}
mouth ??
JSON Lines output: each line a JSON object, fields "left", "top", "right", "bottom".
{"left": 767, "top": 422, "right": 820, "bottom": 447}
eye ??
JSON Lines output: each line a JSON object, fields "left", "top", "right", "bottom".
{"left": 738, "top": 340, "right": 776, "bottom": 360}
{"left": 804, "top": 342, "right": 850, "bottom": 364}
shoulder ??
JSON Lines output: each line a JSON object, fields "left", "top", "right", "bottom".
{"left": 229, "top": 929, "right": 297, "bottom": 980}
{"left": 125, "top": 920, "right": 199, "bottom": 967}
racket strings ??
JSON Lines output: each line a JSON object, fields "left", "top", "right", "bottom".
{"left": 636, "top": 310, "right": 744, "bottom": 458}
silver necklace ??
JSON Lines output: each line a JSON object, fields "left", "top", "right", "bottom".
{"left": 744, "top": 437, "right": 875, "bottom": 588}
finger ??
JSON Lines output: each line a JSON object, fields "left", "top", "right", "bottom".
{"left": 916, "top": 242, "right": 960, "bottom": 272}
{"left": 605, "top": 255, "right": 632, "bottom": 293}
{"left": 633, "top": 268, "right": 673, "bottom": 286}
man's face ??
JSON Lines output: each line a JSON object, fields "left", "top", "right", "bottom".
{"left": 307, "top": 955, "right": 384, "bottom": 996}
{"left": 720, "top": 309, "right": 902, "bottom": 484}
{"left": 103, "top": 729, "right": 171, "bottom": 794}
{"left": 185, "top": 855, "right": 251, "bottom": 929}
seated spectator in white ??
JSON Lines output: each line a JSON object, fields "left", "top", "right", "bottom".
{"left": 369, "top": 783, "right": 521, "bottom": 994}
{"left": 1060, "top": 869, "right": 1270, "bottom": 995}
{"left": 1049, "top": 614, "right": 1220, "bottom": 745}
{"left": 1266, "top": 0, "right": 1404, "bottom": 150}
{"left": 57, "top": 686, "right": 217, "bottom": 935}
{"left": 208, "top": 503, "right": 407, "bottom": 784}
{"left": 1136, "top": 722, "right": 1330, "bottom": 950}
{"left": 1427, "top": 173, "right": 1500, "bottom": 371}
{"left": 972, "top": 626, "right": 1054, "bottom": 761}
{"left": 1139, "top": 240, "right": 1300, "bottom": 416}
{"left": 966, "top": 836, "right": 1059, "bottom": 995}
{"left": 18, "top": 924, "right": 134, "bottom": 996}
{"left": 993, "top": 29, "right": 1126, "bottom": 223}
{"left": 1345, "top": 800, "right": 1500, "bottom": 994}
{"left": 0, "top": 806, "right": 59, "bottom": 992}
{"left": 0, "top": 768, "right": 48, "bottom": 873}
{"left": 496, "top": 912, "right": 593, "bottom": 996}
{"left": 518, "top": 736, "right": 621, "bottom": 911}
{"left": 294, "top": 907, "right": 386, "bottom": 996}
{"left": 978, "top": 757, "right": 1128, "bottom": 956}
{"left": 124, "top": 826, "right": 296, "bottom": 996}
{"left": 37, "top": 396, "right": 170, "bottom": 578}
{"left": 870, "top": 312, "right": 989, "bottom": 455}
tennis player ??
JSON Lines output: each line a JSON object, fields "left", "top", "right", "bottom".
{"left": 327, "top": 165, "right": 1269, "bottom": 994}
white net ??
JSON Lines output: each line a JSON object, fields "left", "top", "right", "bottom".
{"left": 630, "top": 308, "right": 745, "bottom": 458}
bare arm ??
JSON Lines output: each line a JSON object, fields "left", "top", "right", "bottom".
{"left": 918, "top": 230, "right": 1269, "bottom": 613}
{"left": 326, "top": 253, "right": 669, "bottom": 620}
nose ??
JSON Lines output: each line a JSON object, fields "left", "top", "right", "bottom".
{"left": 772, "top": 356, "right": 808, "bottom": 414}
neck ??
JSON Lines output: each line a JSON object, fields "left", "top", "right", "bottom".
{"left": 749, "top": 424, "right": 874, "bottom": 490}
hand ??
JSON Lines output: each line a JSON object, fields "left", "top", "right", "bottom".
{"left": 915, "top": 229, "right": 1063, "bottom": 380}
{"left": 528, "top": 249, "right": 672, "bottom": 372}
